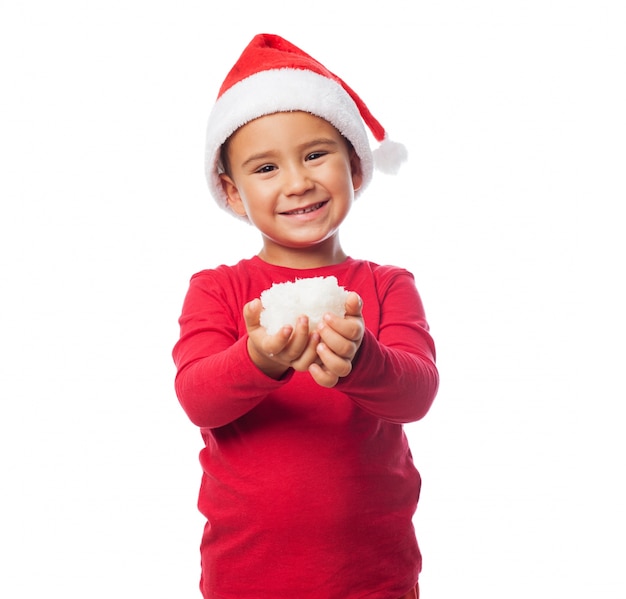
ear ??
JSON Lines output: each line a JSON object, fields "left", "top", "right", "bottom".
{"left": 219, "top": 173, "right": 248, "bottom": 217}
{"left": 349, "top": 150, "right": 363, "bottom": 192}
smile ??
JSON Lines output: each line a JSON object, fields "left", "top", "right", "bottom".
{"left": 281, "top": 201, "right": 328, "bottom": 216}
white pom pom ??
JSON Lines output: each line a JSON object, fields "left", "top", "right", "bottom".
{"left": 372, "top": 138, "right": 408, "bottom": 174}
{"left": 260, "top": 276, "right": 349, "bottom": 335}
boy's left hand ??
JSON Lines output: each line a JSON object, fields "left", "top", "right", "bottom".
{"left": 309, "top": 292, "right": 364, "bottom": 388}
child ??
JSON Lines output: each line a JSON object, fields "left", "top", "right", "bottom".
{"left": 173, "top": 34, "right": 439, "bottom": 599}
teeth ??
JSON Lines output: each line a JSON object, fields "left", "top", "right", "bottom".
{"left": 286, "top": 202, "right": 323, "bottom": 215}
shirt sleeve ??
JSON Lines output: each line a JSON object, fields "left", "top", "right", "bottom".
{"left": 335, "top": 267, "right": 439, "bottom": 423}
{"left": 172, "top": 271, "right": 293, "bottom": 428}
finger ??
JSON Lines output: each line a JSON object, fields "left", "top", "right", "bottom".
{"left": 245, "top": 299, "right": 291, "bottom": 364}
{"left": 317, "top": 322, "right": 358, "bottom": 360}
{"left": 260, "top": 325, "right": 294, "bottom": 358}
{"left": 243, "top": 298, "right": 263, "bottom": 331}
{"left": 308, "top": 362, "right": 339, "bottom": 388}
{"left": 316, "top": 341, "right": 353, "bottom": 378}
{"left": 262, "top": 315, "right": 310, "bottom": 364}
{"left": 344, "top": 292, "right": 363, "bottom": 317}
{"left": 246, "top": 324, "right": 292, "bottom": 375}
{"left": 277, "top": 315, "right": 308, "bottom": 358}
{"left": 318, "top": 310, "right": 364, "bottom": 344}
{"left": 289, "top": 331, "right": 321, "bottom": 372}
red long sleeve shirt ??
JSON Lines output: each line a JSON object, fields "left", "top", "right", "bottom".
{"left": 173, "top": 256, "right": 438, "bottom": 599}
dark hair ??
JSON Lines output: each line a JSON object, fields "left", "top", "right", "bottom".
{"left": 219, "top": 138, "right": 232, "bottom": 177}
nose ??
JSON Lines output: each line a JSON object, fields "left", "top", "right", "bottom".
{"left": 282, "top": 163, "right": 314, "bottom": 196}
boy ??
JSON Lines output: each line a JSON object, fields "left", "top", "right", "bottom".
{"left": 173, "top": 33, "right": 439, "bottom": 599}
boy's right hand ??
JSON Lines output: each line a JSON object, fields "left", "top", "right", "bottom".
{"left": 243, "top": 298, "right": 320, "bottom": 379}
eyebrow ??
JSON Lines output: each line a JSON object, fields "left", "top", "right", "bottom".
{"left": 301, "top": 137, "right": 340, "bottom": 149}
{"left": 240, "top": 138, "right": 340, "bottom": 169}
{"left": 241, "top": 151, "right": 277, "bottom": 170}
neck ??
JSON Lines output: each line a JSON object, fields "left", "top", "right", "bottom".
{"left": 258, "top": 237, "right": 347, "bottom": 269}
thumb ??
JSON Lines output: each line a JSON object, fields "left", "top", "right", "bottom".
{"left": 344, "top": 292, "right": 363, "bottom": 317}
{"left": 244, "top": 298, "right": 263, "bottom": 331}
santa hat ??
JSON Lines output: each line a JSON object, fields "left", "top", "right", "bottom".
{"left": 205, "top": 33, "right": 407, "bottom": 215}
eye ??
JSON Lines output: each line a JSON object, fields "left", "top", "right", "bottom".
{"left": 254, "top": 164, "right": 276, "bottom": 174}
{"left": 306, "top": 151, "right": 327, "bottom": 161}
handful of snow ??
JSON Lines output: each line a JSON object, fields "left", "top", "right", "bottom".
{"left": 260, "top": 276, "right": 349, "bottom": 335}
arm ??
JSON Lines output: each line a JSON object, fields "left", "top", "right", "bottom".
{"left": 333, "top": 270, "right": 439, "bottom": 423}
{"left": 172, "top": 273, "right": 293, "bottom": 429}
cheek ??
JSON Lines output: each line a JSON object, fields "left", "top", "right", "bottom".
{"left": 239, "top": 191, "right": 272, "bottom": 221}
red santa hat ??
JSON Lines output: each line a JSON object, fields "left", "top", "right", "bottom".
{"left": 205, "top": 33, "right": 407, "bottom": 215}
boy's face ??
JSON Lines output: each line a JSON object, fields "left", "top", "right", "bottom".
{"left": 219, "top": 111, "right": 363, "bottom": 266}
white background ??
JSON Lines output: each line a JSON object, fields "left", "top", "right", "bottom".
{"left": 1, "top": 1, "right": 624, "bottom": 597}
